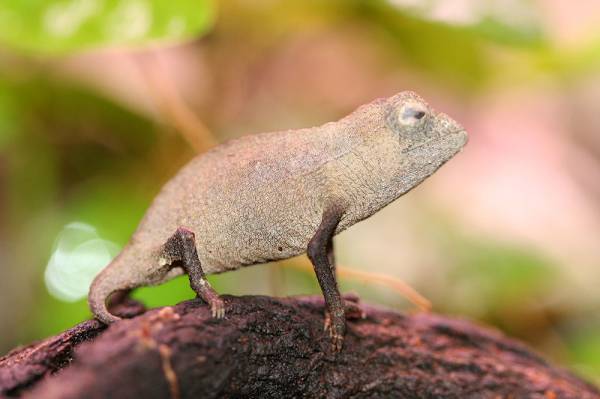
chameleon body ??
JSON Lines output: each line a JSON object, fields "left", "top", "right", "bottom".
{"left": 89, "top": 91, "right": 467, "bottom": 350}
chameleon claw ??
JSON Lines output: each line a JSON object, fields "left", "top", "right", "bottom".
{"left": 210, "top": 298, "right": 225, "bottom": 319}
{"left": 323, "top": 311, "right": 331, "bottom": 331}
{"left": 323, "top": 311, "right": 345, "bottom": 352}
{"left": 331, "top": 333, "right": 344, "bottom": 352}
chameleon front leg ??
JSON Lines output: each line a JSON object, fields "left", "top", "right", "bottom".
{"left": 163, "top": 227, "right": 225, "bottom": 318}
{"left": 307, "top": 206, "right": 346, "bottom": 352}
{"left": 322, "top": 227, "right": 365, "bottom": 334}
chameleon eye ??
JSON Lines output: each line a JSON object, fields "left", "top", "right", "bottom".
{"left": 398, "top": 102, "right": 428, "bottom": 126}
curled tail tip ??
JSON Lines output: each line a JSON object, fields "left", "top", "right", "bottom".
{"left": 88, "top": 275, "right": 122, "bottom": 325}
{"left": 98, "top": 314, "right": 121, "bottom": 325}
{"left": 94, "top": 307, "right": 122, "bottom": 324}
{"left": 88, "top": 293, "right": 122, "bottom": 324}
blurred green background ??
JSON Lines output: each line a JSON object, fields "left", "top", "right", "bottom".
{"left": 2, "top": 0, "right": 600, "bottom": 384}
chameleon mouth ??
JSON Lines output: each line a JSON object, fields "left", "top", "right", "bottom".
{"left": 402, "top": 129, "right": 467, "bottom": 154}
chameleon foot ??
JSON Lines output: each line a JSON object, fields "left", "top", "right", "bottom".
{"left": 324, "top": 314, "right": 346, "bottom": 352}
{"left": 210, "top": 297, "right": 225, "bottom": 319}
{"left": 324, "top": 297, "right": 366, "bottom": 329}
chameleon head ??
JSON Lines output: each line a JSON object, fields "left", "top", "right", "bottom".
{"left": 384, "top": 91, "right": 468, "bottom": 169}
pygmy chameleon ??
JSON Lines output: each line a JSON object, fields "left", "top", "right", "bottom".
{"left": 88, "top": 91, "right": 468, "bottom": 351}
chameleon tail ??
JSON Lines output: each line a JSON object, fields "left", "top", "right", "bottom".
{"left": 88, "top": 242, "right": 173, "bottom": 324}
{"left": 88, "top": 248, "right": 141, "bottom": 324}
{"left": 88, "top": 267, "right": 121, "bottom": 324}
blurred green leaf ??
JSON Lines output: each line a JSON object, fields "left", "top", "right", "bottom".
{"left": 0, "top": 85, "right": 20, "bottom": 149}
{"left": 133, "top": 275, "right": 195, "bottom": 308}
{"left": 472, "top": 16, "right": 543, "bottom": 47}
{"left": 344, "top": 0, "right": 546, "bottom": 89}
{"left": 24, "top": 294, "right": 93, "bottom": 343}
{"left": 65, "top": 179, "right": 151, "bottom": 245}
{"left": 3, "top": 74, "right": 158, "bottom": 225}
{"left": 449, "top": 240, "right": 557, "bottom": 312}
{"left": 384, "top": 0, "right": 545, "bottom": 47}
{"left": 131, "top": 265, "right": 282, "bottom": 310}
{"left": 567, "top": 329, "right": 600, "bottom": 384}
{"left": 537, "top": 38, "right": 600, "bottom": 79}
{"left": 0, "top": 0, "right": 216, "bottom": 54}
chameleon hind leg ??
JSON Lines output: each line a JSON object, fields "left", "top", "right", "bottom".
{"left": 163, "top": 227, "right": 225, "bottom": 318}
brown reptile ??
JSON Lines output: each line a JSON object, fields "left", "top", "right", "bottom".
{"left": 88, "top": 91, "right": 468, "bottom": 351}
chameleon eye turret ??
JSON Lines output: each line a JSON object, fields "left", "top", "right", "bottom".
{"left": 398, "top": 102, "right": 428, "bottom": 125}
{"left": 384, "top": 92, "right": 432, "bottom": 136}
{"left": 88, "top": 91, "right": 467, "bottom": 352}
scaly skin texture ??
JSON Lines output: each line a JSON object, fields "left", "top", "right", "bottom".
{"left": 89, "top": 91, "right": 468, "bottom": 350}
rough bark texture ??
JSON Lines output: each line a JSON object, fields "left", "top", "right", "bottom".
{"left": 1, "top": 295, "right": 598, "bottom": 399}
